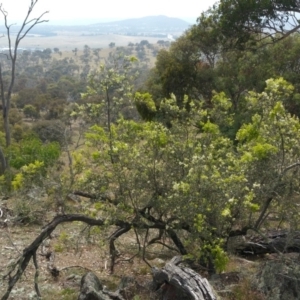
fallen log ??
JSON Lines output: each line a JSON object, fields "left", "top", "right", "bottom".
{"left": 77, "top": 257, "right": 218, "bottom": 300}
{"left": 229, "top": 230, "right": 300, "bottom": 255}
{"left": 152, "top": 256, "right": 217, "bottom": 300}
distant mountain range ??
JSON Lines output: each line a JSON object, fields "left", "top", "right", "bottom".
{"left": 2, "top": 15, "right": 191, "bottom": 39}
{"left": 88, "top": 15, "right": 191, "bottom": 37}
{"left": 91, "top": 15, "right": 190, "bottom": 29}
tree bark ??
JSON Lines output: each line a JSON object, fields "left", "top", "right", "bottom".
{"left": 0, "top": 146, "right": 7, "bottom": 175}
{"left": 152, "top": 256, "right": 217, "bottom": 300}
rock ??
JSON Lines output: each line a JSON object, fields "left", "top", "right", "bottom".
{"left": 67, "top": 193, "right": 81, "bottom": 203}
{"left": 78, "top": 272, "right": 124, "bottom": 300}
{"left": 255, "top": 259, "right": 300, "bottom": 300}
{"left": 150, "top": 258, "right": 165, "bottom": 267}
{"left": 66, "top": 274, "right": 76, "bottom": 280}
{"left": 28, "top": 291, "right": 38, "bottom": 299}
{"left": 210, "top": 272, "right": 241, "bottom": 290}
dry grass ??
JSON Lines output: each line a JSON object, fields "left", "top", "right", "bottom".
{"left": 228, "top": 279, "right": 266, "bottom": 300}
{"left": 0, "top": 32, "right": 163, "bottom": 51}
{"left": 220, "top": 256, "right": 266, "bottom": 300}
{"left": 0, "top": 200, "right": 174, "bottom": 299}
{"left": 225, "top": 256, "right": 258, "bottom": 275}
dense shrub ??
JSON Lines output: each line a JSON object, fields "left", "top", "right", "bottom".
{"left": 23, "top": 104, "right": 40, "bottom": 120}
{"left": 7, "top": 136, "right": 61, "bottom": 170}
{"left": 32, "top": 119, "right": 70, "bottom": 146}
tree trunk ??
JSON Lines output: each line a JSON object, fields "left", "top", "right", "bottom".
{"left": 3, "top": 108, "right": 10, "bottom": 147}
{"left": 0, "top": 146, "right": 7, "bottom": 175}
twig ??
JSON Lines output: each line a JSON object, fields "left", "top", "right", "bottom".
{"left": 149, "top": 241, "right": 180, "bottom": 253}
{"left": 142, "top": 228, "right": 152, "bottom": 268}
{"left": 133, "top": 227, "right": 141, "bottom": 251}
{"left": 1, "top": 214, "right": 106, "bottom": 300}
{"left": 32, "top": 252, "right": 41, "bottom": 299}
{"left": 75, "top": 224, "right": 89, "bottom": 256}
{"left": 115, "top": 252, "right": 139, "bottom": 264}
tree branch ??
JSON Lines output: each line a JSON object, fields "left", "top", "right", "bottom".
{"left": 1, "top": 214, "right": 106, "bottom": 300}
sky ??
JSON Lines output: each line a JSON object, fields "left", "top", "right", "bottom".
{"left": 0, "top": 0, "right": 217, "bottom": 25}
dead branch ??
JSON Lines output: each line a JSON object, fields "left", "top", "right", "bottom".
{"left": 1, "top": 214, "right": 106, "bottom": 300}
{"left": 0, "top": 0, "right": 48, "bottom": 153}
{"left": 32, "top": 252, "right": 41, "bottom": 298}
{"left": 109, "top": 225, "right": 131, "bottom": 273}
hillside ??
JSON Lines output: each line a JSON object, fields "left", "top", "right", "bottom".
{"left": 88, "top": 15, "right": 191, "bottom": 36}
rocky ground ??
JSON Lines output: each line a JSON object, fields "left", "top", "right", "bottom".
{"left": 1, "top": 199, "right": 300, "bottom": 300}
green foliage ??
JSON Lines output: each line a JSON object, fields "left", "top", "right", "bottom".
{"left": 53, "top": 243, "right": 64, "bottom": 253}
{"left": 134, "top": 92, "right": 157, "bottom": 121}
{"left": 52, "top": 230, "right": 73, "bottom": 252}
{"left": 151, "top": 21, "right": 300, "bottom": 124}
{"left": 217, "top": 0, "right": 300, "bottom": 47}
{"left": 14, "top": 88, "right": 39, "bottom": 108}
{"left": 60, "top": 288, "right": 77, "bottom": 299}
{"left": 202, "top": 241, "right": 229, "bottom": 273}
{"left": 12, "top": 123, "right": 28, "bottom": 142}
{"left": 70, "top": 77, "right": 300, "bottom": 272}
{"left": 147, "top": 34, "right": 214, "bottom": 105}
{"left": 7, "top": 136, "right": 60, "bottom": 170}
{"left": 79, "top": 53, "right": 139, "bottom": 126}
{"left": 23, "top": 104, "right": 40, "bottom": 120}
{"left": 11, "top": 160, "right": 45, "bottom": 190}
{"left": 9, "top": 108, "right": 23, "bottom": 126}
{"left": 74, "top": 97, "right": 232, "bottom": 262}
{"left": 32, "top": 119, "right": 69, "bottom": 146}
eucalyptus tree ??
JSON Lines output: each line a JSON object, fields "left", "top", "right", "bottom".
{"left": 0, "top": 0, "right": 48, "bottom": 173}
{"left": 76, "top": 54, "right": 139, "bottom": 163}
{"left": 199, "top": 0, "right": 300, "bottom": 50}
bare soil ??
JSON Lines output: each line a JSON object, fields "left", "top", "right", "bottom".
{"left": 0, "top": 203, "right": 173, "bottom": 300}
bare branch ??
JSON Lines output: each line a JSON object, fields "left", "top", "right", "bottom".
{"left": 32, "top": 252, "right": 41, "bottom": 299}
{"left": 255, "top": 162, "right": 300, "bottom": 229}
{"left": 282, "top": 162, "right": 300, "bottom": 176}
{"left": 109, "top": 226, "right": 131, "bottom": 273}
{"left": 149, "top": 240, "right": 180, "bottom": 253}
{"left": 0, "top": 0, "right": 48, "bottom": 150}
{"left": 17, "top": 12, "right": 49, "bottom": 44}
{"left": 1, "top": 214, "right": 106, "bottom": 300}
{"left": 142, "top": 228, "right": 152, "bottom": 268}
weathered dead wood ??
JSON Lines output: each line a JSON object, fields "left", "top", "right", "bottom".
{"left": 1, "top": 214, "right": 107, "bottom": 300}
{"left": 232, "top": 230, "right": 300, "bottom": 255}
{"left": 152, "top": 256, "right": 217, "bottom": 300}
{"left": 78, "top": 272, "right": 124, "bottom": 300}
{"left": 1, "top": 212, "right": 178, "bottom": 300}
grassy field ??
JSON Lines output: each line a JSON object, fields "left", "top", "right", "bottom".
{"left": 0, "top": 31, "right": 164, "bottom": 51}
{"left": 50, "top": 48, "right": 157, "bottom": 68}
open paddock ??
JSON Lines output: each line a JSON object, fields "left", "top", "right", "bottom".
{"left": 0, "top": 32, "right": 164, "bottom": 51}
